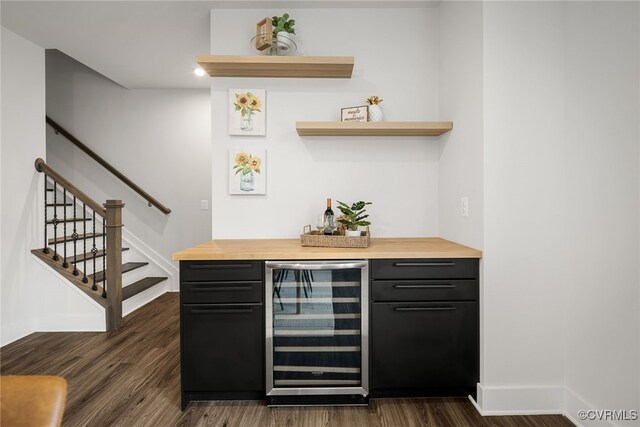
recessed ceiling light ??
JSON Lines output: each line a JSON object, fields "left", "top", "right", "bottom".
{"left": 194, "top": 67, "right": 206, "bottom": 77}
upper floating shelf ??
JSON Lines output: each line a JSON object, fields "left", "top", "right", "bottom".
{"left": 295, "top": 121, "right": 454, "bottom": 137}
{"left": 196, "top": 55, "right": 354, "bottom": 78}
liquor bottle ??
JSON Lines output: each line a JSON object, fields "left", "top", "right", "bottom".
{"left": 323, "top": 198, "right": 335, "bottom": 235}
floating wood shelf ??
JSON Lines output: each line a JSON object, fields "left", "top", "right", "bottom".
{"left": 196, "top": 55, "right": 354, "bottom": 78}
{"left": 295, "top": 121, "right": 454, "bottom": 137}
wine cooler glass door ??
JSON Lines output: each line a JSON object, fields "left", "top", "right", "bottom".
{"left": 265, "top": 260, "right": 369, "bottom": 397}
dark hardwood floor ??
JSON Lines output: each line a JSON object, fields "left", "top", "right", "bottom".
{"left": 1, "top": 293, "right": 574, "bottom": 427}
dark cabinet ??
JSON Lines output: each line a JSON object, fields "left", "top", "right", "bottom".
{"left": 179, "top": 256, "right": 480, "bottom": 407}
{"left": 182, "top": 304, "right": 263, "bottom": 392}
{"left": 370, "top": 258, "right": 479, "bottom": 398}
{"left": 180, "top": 261, "right": 264, "bottom": 409}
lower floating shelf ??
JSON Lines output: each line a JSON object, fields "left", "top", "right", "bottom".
{"left": 295, "top": 121, "right": 453, "bottom": 137}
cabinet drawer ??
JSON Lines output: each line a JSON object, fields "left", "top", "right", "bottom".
{"left": 370, "top": 259, "right": 478, "bottom": 280}
{"left": 181, "top": 261, "right": 263, "bottom": 282}
{"left": 371, "top": 279, "right": 477, "bottom": 302}
{"left": 182, "top": 281, "right": 263, "bottom": 304}
{"left": 371, "top": 301, "right": 478, "bottom": 391}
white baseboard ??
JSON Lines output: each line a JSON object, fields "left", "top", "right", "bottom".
{"left": 564, "top": 387, "right": 618, "bottom": 427}
{"left": 1, "top": 322, "right": 37, "bottom": 347}
{"left": 474, "top": 383, "right": 564, "bottom": 415}
{"left": 36, "top": 314, "right": 105, "bottom": 332}
{"left": 473, "top": 384, "right": 632, "bottom": 427}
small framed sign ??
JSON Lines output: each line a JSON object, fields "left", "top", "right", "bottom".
{"left": 341, "top": 105, "right": 369, "bottom": 122}
{"left": 255, "top": 18, "right": 273, "bottom": 51}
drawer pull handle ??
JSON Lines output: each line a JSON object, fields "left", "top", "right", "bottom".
{"left": 189, "top": 264, "right": 254, "bottom": 270}
{"left": 394, "top": 307, "right": 456, "bottom": 312}
{"left": 393, "top": 262, "right": 456, "bottom": 267}
{"left": 191, "top": 286, "right": 253, "bottom": 292}
{"left": 183, "top": 281, "right": 261, "bottom": 285}
{"left": 393, "top": 284, "right": 455, "bottom": 289}
{"left": 190, "top": 308, "right": 253, "bottom": 314}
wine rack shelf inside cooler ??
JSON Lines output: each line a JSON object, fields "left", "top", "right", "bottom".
{"left": 271, "top": 270, "right": 363, "bottom": 388}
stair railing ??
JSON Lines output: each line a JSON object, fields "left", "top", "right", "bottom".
{"left": 35, "top": 158, "right": 124, "bottom": 330}
{"left": 46, "top": 116, "right": 171, "bottom": 214}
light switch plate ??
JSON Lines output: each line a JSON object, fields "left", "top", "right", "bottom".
{"left": 201, "top": 200, "right": 209, "bottom": 210}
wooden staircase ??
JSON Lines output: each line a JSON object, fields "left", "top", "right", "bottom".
{"left": 33, "top": 158, "right": 168, "bottom": 330}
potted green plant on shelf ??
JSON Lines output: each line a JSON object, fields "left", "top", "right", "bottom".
{"left": 337, "top": 201, "right": 372, "bottom": 237}
{"left": 272, "top": 13, "right": 295, "bottom": 52}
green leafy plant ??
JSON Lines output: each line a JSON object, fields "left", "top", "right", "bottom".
{"left": 337, "top": 201, "right": 372, "bottom": 232}
{"left": 272, "top": 13, "right": 295, "bottom": 37}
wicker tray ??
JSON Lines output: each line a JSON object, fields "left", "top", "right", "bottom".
{"left": 300, "top": 225, "right": 370, "bottom": 248}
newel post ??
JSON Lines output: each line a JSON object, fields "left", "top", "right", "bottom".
{"left": 104, "top": 199, "right": 124, "bottom": 331}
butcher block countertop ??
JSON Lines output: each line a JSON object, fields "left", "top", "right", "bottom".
{"left": 172, "top": 237, "right": 482, "bottom": 261}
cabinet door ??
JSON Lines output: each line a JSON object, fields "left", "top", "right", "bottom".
{"left": 182, "top": 303, "right": 263, "bottom": 392}
{"left": 371, "top": 301, "right": 477, "bottom": 391}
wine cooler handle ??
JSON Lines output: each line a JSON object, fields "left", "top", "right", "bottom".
{"left": 266, "top": 260, "right": 368, "bottom": 270}
{"left": 393, "top": 306, "right": 456, "bottom": 312}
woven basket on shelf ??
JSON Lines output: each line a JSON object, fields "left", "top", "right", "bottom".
{"left": 300, "top": 225, "right": 370, "bottom": 248}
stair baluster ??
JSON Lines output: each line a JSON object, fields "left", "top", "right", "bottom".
{"left": 52, "top": 182, "right": 59, "bottom": 261}
{"left": 91, "top": 211, "right": 97, "bottom": 291}
{"left": 62, "top": 188, "right": 69, "bottom": 268}
{"left": 102, "top": 221, "right": 107, "bottom": 298}
{"left": 72, "top": 196, "right": 79, "bottom": 276}
{"left": 43, "top": 174, "right": 49, "bottom": 254}
{"left": 82, "top": 202, "right": 88, "bottom": 284}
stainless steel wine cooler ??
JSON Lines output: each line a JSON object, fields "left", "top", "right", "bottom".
{"left": 265, "top": 260, "right": 369, "bottom": 404}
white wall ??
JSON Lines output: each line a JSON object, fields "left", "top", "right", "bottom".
{"left": 562, "top": 2, "right": 639, "bottom": 424}
{"left": 1, "top": 28, "right": 104, "bottom": 346}
{"left": 46, "top": 51, "right": 212, "bottom": 263}
{"left": 210, "top": 7, "right": 442, "bottom": 239}
{"left": 482, "top": 1, "right": 567, "bottom": 411}
{"left": 438, "top": 1, "right": 483, "bottom": 251}
{"left": 480, "top": 1, "right": 640, "bottom": 423}
{"left": 1, "top": 27, "right": 44, "bottom": 345}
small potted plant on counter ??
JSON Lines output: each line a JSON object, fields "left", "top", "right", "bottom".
{"left": 337, "top": 201, "right": 372, "bottom": 237}
{"left": 272, "top": 13, "right": 296, "bottom": 52}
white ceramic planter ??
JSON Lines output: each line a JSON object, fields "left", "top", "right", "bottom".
{"left": 345, "top": 229, "right": 361, "bottom": 237}
{"left": 368, "top": 104, "right": 383, "bottom": 122}
{"left": 276, "top": 32, "right": 294, "bottom": 52}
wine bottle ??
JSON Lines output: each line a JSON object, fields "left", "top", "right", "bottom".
{"left": 323, "top": 198, "right": 335, "bottom": 235}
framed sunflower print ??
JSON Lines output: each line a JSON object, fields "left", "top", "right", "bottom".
{"left": 229, "top": 89, "right": 266, "bottom": 136}
{"left": 229, "top": 149, "right": 267, "bottom": 195}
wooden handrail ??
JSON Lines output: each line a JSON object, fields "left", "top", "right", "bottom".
{"left": 35, "top": 158, "right": 106, "bottom": 217}
{"left": 46, "top": 116, "right": 172, "bottom": 214}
